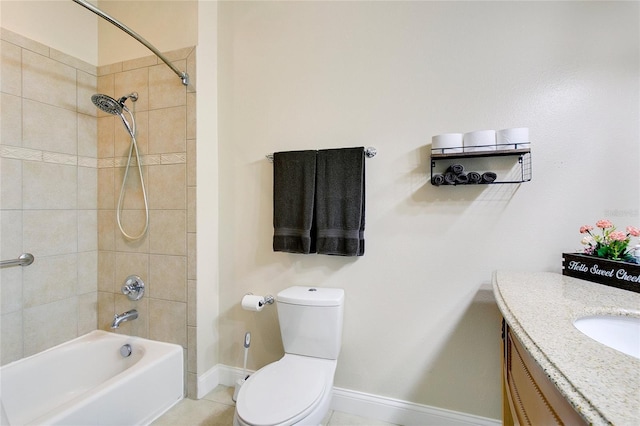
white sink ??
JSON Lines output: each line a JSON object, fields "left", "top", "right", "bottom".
{"left": 573, "top": 315, "right": 640, "bottom": 359}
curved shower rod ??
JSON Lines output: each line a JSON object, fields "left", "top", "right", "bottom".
{"left": 72, "top": 0, "right": 189, "bottom": 86}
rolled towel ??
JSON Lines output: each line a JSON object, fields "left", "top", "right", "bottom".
{"left": 482, "top": 172, "right": 498, "bottom": 183}
{"left": 444, "top": 171, "right": 457, "bottom": 185}
{"left": 431, "top": 174, "right": 445, "bottom": 186}
{"left": 455, "top": 173, "right": 469, "bottom": 184}
{"left": 468, "top": 171, "right": 482, "bottom": 184}
{"left": 447, "top": 164, "right": 464, "bottom": 175}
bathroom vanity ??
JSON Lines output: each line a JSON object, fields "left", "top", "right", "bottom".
{"left": 493, "top": 271, "right": 640, "bottom": 425}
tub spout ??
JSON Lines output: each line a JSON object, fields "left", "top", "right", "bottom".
{"left": 111, "top": 309, "right": 138, "bottom": 329}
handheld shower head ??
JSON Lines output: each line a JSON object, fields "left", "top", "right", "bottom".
{"left": 91, "top": 93, "right": 138, "bottom": 137}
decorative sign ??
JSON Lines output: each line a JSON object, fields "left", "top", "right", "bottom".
{"left": 562, "top": 253, "right": 640, "bottom": 294}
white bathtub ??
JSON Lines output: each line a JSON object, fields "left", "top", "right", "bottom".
{"left": 0, "top": 330, "right": 183, "bottom": 425}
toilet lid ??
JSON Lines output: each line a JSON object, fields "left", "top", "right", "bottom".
{"left": 236, "top": 357, "right": 326, "bottom": 426}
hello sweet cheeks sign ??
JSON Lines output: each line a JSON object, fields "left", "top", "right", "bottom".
{"left": 562, "top": 253, "right": 640, "bottom": 293}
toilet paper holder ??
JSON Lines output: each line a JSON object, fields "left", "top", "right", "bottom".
{"left": 245, "top": 293, "right": 274, "bottom": 308}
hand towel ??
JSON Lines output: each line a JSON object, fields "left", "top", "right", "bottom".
{"left": 468, "top": 171, "right": 482, "bottom": 184}
{"left": 273, "top": 150, "right": 317, "bottom": 254}
{"left": 315, "top": 147, "right": 365, "bottom": 256}
{"left": 447, "top": 164, "right": 465, "bottom": 175}
{"left": 482, "top": 171, "right": 498, "bottom": 183}
{"left": 431, "top": 174, "right": 445, "bottom": 186}
{"left": 444, "top": 172, "right": 457, "bottom": 185}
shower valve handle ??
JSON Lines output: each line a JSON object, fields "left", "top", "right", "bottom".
{"left": 122, "top": 275, "right": 145, "bottom": 301}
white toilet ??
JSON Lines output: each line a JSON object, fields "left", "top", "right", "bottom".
{"left": 234, "top": 286, "right": 345, "bottom": 426}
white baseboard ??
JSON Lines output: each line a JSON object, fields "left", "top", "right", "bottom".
{"left": 199, "top": 365, "right": 500, "bottom": 426}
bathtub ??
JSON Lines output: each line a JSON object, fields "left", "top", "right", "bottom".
{"left": 0, "top": 330, "right": 183, "bottom": 425}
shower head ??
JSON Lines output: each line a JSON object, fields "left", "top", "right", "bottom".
{"left": 91, "top": 93, "right": 138, "bottom": 137}
{"left": 91, "top": 93, "right": 138, "bottom": 115}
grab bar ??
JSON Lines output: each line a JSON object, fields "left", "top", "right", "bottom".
{"left": 72, "top": 0, "right": 189, "bottom": 86}
{"left": 0, "top": 253, "right": 35, "bottom": 268}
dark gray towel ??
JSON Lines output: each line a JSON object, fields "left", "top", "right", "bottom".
{"left": 447, "top": 164, "right": 464, "bottom": 175}
{"left": 468, "top": 172, "right": 482, "bottom": 183}
{"left": 482, "top": 172, "right": 498, "bottom": 183}
{"left": 273, "top": 150, "right": 317, "bottom": 254}
{"left": 431, "top": 174, "right": 445, "bottom": 186}
{"left": 315, "top": 147, "right": 365, "bottom": 256}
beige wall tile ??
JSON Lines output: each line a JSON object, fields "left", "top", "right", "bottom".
{"left": 22, "top": 50, "right": 76, "bottom": 111}
{"left": 187, "top": 139, "right": 196, "bottom": 187}
{"left": 187, "top": 186, "right": 196, "bottom": 232}
{"left": 187, "top": 232, "right": 196, "bottom": 280}
{"left": 97, "top": 116, "right": 115, "bottom": 158}
{"left": 148, "top": 164, "right": 186, "bottom": 210}
{"left": 187, "top": 325, "right": 196, "bottom": 373}
{"left": 148, "top": 106, "right": 186, "bottom": 154}
{"left": 23, "top": 99, "right": 77, "bottom": 154}
{"left": 98, "top": 62, "right": 122, "bottom": 77}
{"left": 149, "top": 299, "right": 186, "bottom": 347}
{"left": 98, "top": 209, "right": 115, "bottom": 251}
{"left": 77, "top": 250, "right": 98, "bottom": 294}
{"left": 187, "top": 92, "right": 196, "bottom": 139}
{"left": 78, "top": 113, "right": 97, "bottom": 157}
{"left": 96, "top": 74, "right": 115, "bottom": 113}
{"left": 186, "top": 49, "right": 196, "bottom": 94}
{"left": 122, "top": 55, "right": 157, "bottom": 72}
{"left": 97, "top": 291, "right": 115, "bottom": 331}
{"left": 115, "top": 68, "right": 149, "bottom": 112}
{"left": 78, "top": 166, "right": 97, "bottom": 210}
{"left": 23, "top": 254, "right": 77, "bottom": 308}
{"left": 1, "top": 158, "right": 22, "bottom": 209}
{"left": 98, "top": 167, "right": 115, "bottom": 210}
{"left": 78, "top": 210, "right": 98, "bottom": 254}
{"left": 98, "top": 250, "right": 115, "bottom": 292}
{"left": 1, "top": 40, "right": 22, "bottom": 96}
{"left": 23, "top": 210, "right": 77, "bottom": 257}
{"left": 0, "top": 210, "right": 22, "bottom": 263}
{"left": 149, "top": 60, "right": 187, "bottom": 110}
{"left": 77, "top": 70, "right": 98, "bottom": 116}
{"left": 0, "top": 311, "right": 23, "bottom": 365}
{"left": 23, "top": 161, "right": 77, "bottom": 209}
{"left": 2, "top": 93, "right": 22, "bottom": 146}
{"left": 187, "top": 279, "right": 196, "bottom": 327}
{"left": 149, "top": 210, "right": 186, "bottom": 256}
{"left": 78, "top": 292, "right": 98, "bottom": 335}
{"left": 0, "top": 267, "right": 23, "bottom": 314}
{"left": 149, "top": 254, "right": 187, "bottom": 302}
{"left": 23, "top": 297, "right": 77, "bottom": 356}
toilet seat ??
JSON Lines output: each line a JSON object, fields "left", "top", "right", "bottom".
{"left": 236, "top": 355, "right": 328, "bottom": 426}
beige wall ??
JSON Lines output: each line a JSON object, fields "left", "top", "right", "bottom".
{"left": 97, "top": 0, "right": 198, "bottom": 66}
{"left": 217, "top": 1, "right": 639, "bottom": 419}
{"left": 94, "top": 48, "right": 198, "bottom": 395}
{"left": 1, "top": 28, "right": 98, "bottom": 363}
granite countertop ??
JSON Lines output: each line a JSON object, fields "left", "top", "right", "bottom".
{"left": 493, "top": 271, "right": 640, "bottom": 425}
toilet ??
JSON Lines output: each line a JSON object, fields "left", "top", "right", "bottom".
{"left": 234, "top": 286, "right": 345, "bottom": 426}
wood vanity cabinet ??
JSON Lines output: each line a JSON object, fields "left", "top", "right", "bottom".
{"left": 501, "top": 320, "right": 588, "bottom": 426}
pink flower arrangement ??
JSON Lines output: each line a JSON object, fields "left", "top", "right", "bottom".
{"left": 579, "top": 219, "right": 640, "bottom": 261}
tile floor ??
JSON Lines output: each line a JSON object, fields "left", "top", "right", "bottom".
{"left": 152, "top": 385, "right": 399, "bottom": 426}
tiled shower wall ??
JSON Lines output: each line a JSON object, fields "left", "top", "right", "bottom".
{"left": 95, "top": 47, "right": 198, "bottom": 397}
{"left": 1, "top": 29, "right": 198, "bottom": 397}
{"left": 0, "top": 29, "right": 99, "bottom": 363}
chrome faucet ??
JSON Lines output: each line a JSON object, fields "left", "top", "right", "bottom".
{"left": 111, "top": 309, "right": 138, "bottom": 329}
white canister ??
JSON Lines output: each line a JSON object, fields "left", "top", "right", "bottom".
{"left": 497, "top": 127, "right": 530, "bottom": 150}
{"left": 432, "top": 133, "right": 464, "bottom": 154}
{"left": 463, "top": 130, "right": 496, "bottom": 152}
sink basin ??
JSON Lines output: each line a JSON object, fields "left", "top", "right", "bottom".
{"left": 573, "top": 315, "right": 640, "bottom": 359}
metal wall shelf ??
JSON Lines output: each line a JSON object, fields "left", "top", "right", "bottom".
{"left": 430, "top": 148, "right": 532, "bottom": 185}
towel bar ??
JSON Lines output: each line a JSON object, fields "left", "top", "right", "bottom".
{"left": 266, "top": 146, "right": 377, "bottom": 162}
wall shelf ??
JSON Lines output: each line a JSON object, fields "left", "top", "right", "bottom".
{"left": 430, "top": 148, "right": 532, "bottom": 185}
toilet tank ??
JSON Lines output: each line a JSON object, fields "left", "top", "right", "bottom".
{"left": 276, "top": 286, "right": 344, "bottom": 360}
